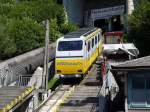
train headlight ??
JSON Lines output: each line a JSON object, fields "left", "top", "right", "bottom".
{"left": 78, "top": 69, "right": 82, "bottom": 73}
{"left": 57, "top": 70, "right": 61, "bottom": 73}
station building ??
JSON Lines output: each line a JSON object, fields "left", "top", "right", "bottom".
{"left": 58, "top": 0, "right": 139, "bottom": 32}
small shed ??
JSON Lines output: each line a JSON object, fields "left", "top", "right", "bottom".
{"left": 111, "top": 55, "right": 150, "bottom": 112}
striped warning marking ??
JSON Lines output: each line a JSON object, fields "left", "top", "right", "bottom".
{"left": 0, "top": 86, "right": 34, "bottom": 112}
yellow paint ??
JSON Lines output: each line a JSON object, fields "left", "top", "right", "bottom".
{"left": 56, "top": 59, "right": 84, "bottom": 74}
{"left": 86, "top": 28, "right": 102, "bottom": 40}
{"left": 0, "top": 87, "right": 34, "bottom": 112}
{"left": 51, "top": 86, "right": 75, "bottom": 112}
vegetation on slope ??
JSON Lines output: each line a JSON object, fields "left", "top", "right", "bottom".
{"left": 128, "top": 0, "right": 150, "bottom": 56}
{"left": 0, "top": 0, "right": 78, "bottom": 59}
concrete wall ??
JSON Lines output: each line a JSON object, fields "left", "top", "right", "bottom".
{"left": 0, "top": 43, "right": 55, "bottom": 86}
{"left": 84, "top": 0, "right": 126, "bottom": 11}
{"left": 63, "top": 0, "right": 84, "bottom": 26}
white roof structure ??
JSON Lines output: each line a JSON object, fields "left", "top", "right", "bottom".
{"left": 103, "top": 43, "right": 139, "bottom": 57}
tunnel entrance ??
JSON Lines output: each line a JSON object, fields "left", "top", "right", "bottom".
{"left": 94, "top": 19, "right": 108, "bottom": 32}
{"left": 94, "top": 15, "right": 123, "bottom": 32}
{"left": 111, "top": 15, "right": 123, "bottom": 31}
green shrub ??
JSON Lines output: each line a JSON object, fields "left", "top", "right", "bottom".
{"left": 129, "top": 0, "right": 150, "bottom": 56}
{"left": 0, "top": 16, "right": 16, "bottom": 59}
{"left": 59, "top": 23, "right": 79, "bottom": 34}
{"left": 49, "top": 18, "right": 62, "bottom": 42}
{"left": 7, "top": 17, "right": 45, "bottom": 54}
{"left": 0, "top": 16, "right": 45, "bottom": 59}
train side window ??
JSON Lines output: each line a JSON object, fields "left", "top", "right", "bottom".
{"left": 92, "top": 38, "right": 94, "bottom": 48}
{"left": 95, "top": 36, "right": 98, "bottom": 44}
{"left": 98, "top": 34, "right": 100, "bottom": 42}
{"left": 98, "top": 33, "right": 101, "bottom": 42}
{"left": 88, "top": 41, "right": 90, "bottom": 52}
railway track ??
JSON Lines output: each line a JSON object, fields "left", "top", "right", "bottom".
{"left": 37, "top": 85, "right": 75, "bottom": 112}
{"left": 59, "top": 62, "right": 101, "bottom": 112}
{"left": 37, "top": 56, "right": 102, "bottom": 112}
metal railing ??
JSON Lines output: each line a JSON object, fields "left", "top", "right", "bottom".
{"left": 18, "top": 75, "right": 32, "bottom": 86}
{"left": 0, "top": 65, "right": 21, "bottom": 86}
{"left": 98, "top": 75, "right": 108, "bottom": 112}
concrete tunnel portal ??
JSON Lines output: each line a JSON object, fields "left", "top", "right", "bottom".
{"left": 61, "top": 0, "right": 126, "bottom": 32}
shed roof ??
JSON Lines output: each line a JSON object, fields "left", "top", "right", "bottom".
{"left": 103, "top": 43, "right": 139, "bottom": 57}
{"left": 111, "top": 55, "right": 150, "bottom": 69}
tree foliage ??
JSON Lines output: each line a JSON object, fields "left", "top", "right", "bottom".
{"left": 8, "top": 0, "right": 57, "bottom": 22}
{"left": 7, "top": 17, "right": 45, "bottom": 54}
{"left": 0, "top": 0, "right": 78, "bottom": 60}
{"left": 0, "top": 16, "right": 44, "bottom": 59}
{"left": 128, "top": 0, "right": 150, "bottom": 56}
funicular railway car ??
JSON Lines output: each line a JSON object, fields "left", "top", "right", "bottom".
{"left": 55, "top": 27, "right": 103, "bottom": 78}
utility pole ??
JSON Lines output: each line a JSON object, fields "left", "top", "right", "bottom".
{"left": 42, "top": 20, "right": 49, "bottom": 91}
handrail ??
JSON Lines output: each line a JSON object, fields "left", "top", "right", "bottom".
{"left": 18, "top": 75, "right": 32, "bottom": 86}
{"left": 35, "top": 84, "right": 63, "bottom": 112}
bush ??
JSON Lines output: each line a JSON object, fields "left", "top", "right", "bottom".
{"left": 0, "top": 16, "right": 16, "bottom": 59}
{"left": 0, "top": 3, "right": 14, "bottom": 16}
{"left": 56, "top": 6, "right": 67, "bottom": 25}
{"left": 59, "top": 23, "right": 79, "bottom": 34}
{"left": 49, "top": 18, "right": 62, "bottom": 42}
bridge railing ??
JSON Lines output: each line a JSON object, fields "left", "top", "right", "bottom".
{"left": 18, "top": 75, "right": 33, "bottom": 87}
{"left": 0, "top": 64, "right": 30, "bottom": 87}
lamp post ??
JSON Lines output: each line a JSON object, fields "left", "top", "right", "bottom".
{"left": 42, "top": 20, "right": 49, "bottom": 91}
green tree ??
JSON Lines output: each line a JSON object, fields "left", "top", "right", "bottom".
{"left": 0, "top": 2, "right": 14, "bottom": 16}
{"left": 0, "top": 16, "right": 44, "bottom": 59}
{"left": 7, "top": 17, "right": 45, "bottom": 54}
{"left": 129, "top": 0, "right": 150, "bottom": 56}
{"left": 8, "top": 0, "right": 59, "bottom": 22}
{"left": 0, "top": 16, "right": 16, "bottom": 59}
{"left": 49, "top": 18, "right": 62, "bottom": 42}
{"left": 0, "top": 0, "right": 78, "bottom": 59}
{"left": 59, "top": 23, "right": 79, "bottom": 34}
{"left": 0, "top": 0, "right": 15, "bottom": 4}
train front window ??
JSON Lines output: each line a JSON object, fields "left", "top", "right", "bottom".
{"left": 58, "top": 40, "right": 83, "bottom": 51}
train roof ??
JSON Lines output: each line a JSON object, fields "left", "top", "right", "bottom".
{"left": 64, "top": 27, "right": 99, "bottom": 39}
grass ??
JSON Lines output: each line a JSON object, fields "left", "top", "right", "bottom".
{"left": 48, "top": 77, "right": 62, "bottom": 90}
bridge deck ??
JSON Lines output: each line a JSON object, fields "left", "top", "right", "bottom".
{"left": 0, "top": 86, "right": 34, "bottom": 112}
